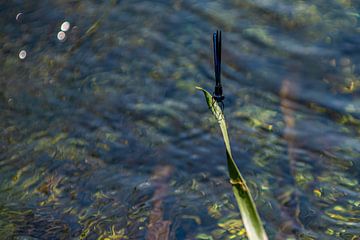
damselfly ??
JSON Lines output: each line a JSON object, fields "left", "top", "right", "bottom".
{"left": 212, "top": 30, "right": 225, "bottom": 111}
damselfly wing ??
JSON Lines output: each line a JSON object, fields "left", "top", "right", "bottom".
{"left": 212, "top": 30, "right": 225, "bottom": 111}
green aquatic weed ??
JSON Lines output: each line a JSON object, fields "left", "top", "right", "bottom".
{"left": 197, "top": 87, "right": 268, "bottom": 240}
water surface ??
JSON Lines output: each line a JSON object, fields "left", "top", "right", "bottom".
{"left": 1, "top": 0, "right": 360, "bottom": 239}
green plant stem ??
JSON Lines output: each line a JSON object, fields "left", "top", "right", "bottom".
{"left": 196, "top": 86, "right": 268, "bottom": 240}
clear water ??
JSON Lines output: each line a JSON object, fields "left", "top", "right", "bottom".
{"left": 1, "top": 1, "right": 359, "bottom": 239}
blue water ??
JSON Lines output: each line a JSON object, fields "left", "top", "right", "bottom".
{"left": 1, "top": 1, "right": 359, "bottom": 239}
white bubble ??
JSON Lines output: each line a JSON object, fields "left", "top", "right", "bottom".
{"left": 19, "top": 50, "right": 26, "bottom": 59}
{"left": 57, "top": 31, "right": 66, "bottom": 41}
{"left": 61, "top": 21, "right": 70, "bottom": 32}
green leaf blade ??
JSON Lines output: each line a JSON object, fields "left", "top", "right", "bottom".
{"left": 196, "top": 86, "right": 268, "bottom": 240}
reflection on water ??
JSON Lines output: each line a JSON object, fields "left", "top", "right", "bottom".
{"left": 1, "top": 0, "right": 359, "bottom": 239}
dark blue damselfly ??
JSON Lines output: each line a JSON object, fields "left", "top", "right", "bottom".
{"left": 212, "top": 30, "right": 225, "bottom": 111}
